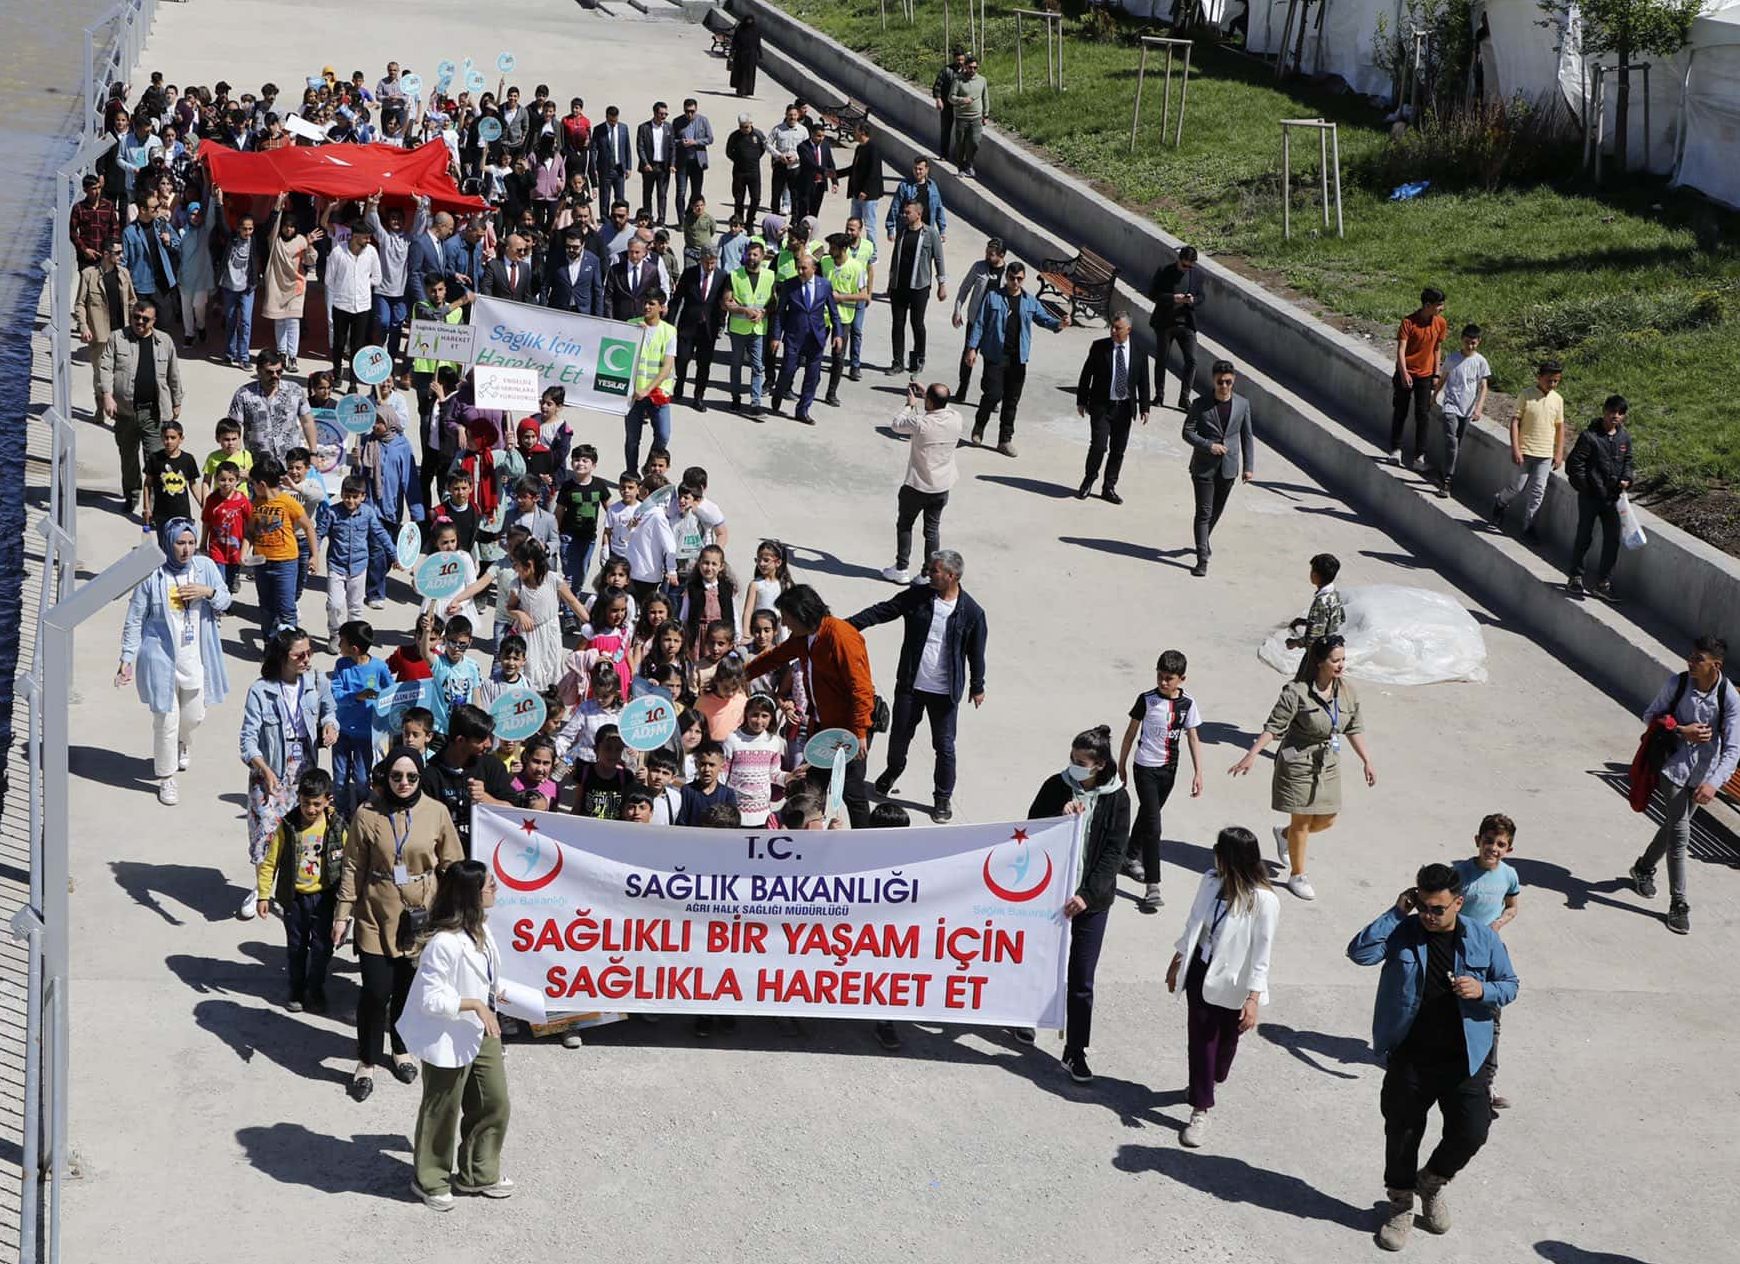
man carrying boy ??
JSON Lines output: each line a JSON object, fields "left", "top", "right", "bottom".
{"left": 1390, "top": 287, "right": 1446, "bottom": 471}
{"left": 1564, "top": 395, "right": 1634, "bottom": 601}
{"left": 1347, "top": 863, "right": 1519, "bottom": 1252}
{"left": 1492, "top": 360, "right": 1564, "bottom": 536}
{"left": 1432, "top": 323, "right": 1489, "bottom": 498}
{"left": 1452, "top": 812, "right": 1521, "bottom": 1113}
{"left": 254, "top": 767, "right": 344, "bottom": 1012}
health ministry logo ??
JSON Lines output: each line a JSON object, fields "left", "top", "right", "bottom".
{"left": 981, "top": 828, "right": 1053, "bottom": 903}
{"left": 493, "top": 818, "right": 564, "bottom": 892}
{"left": 595, "top": 338, "right": 636, "bottom": 397}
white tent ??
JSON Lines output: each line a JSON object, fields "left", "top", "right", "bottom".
{"left": 1674, "top": 2, "right": 1740, "bottom": 204}
{"left": 1244, "top": 0, "right": 1406, "bottom": 98}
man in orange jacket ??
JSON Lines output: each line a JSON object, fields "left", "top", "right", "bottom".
{"left": 743, "top": 584, "right": 875, "bottom": 827}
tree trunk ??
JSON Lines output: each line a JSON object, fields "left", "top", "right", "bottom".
{"left": 1614, "top": 32, "right": 1632, "bottom": 173}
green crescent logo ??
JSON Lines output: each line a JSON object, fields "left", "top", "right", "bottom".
{"left": 594, "top": 338, "right": 636, "bottom": 397}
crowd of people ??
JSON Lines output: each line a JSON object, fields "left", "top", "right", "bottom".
{"left": 75, "top": 33, "right": 1737, "bottom": 1248}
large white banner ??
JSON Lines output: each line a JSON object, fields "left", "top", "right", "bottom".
{"left": 480, "top": 808, "right": 1082, "bottom": 1027}
{"left": 469, "top": 296, "right": 646, "bottom": 416}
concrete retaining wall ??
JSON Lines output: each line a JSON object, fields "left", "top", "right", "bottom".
{"left": 733, "top": 0, "right": 1740, "bottom": 686}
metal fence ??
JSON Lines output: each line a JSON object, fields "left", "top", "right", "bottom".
{"left": 14, "top": 2, "right": 166, "bottom": 1261}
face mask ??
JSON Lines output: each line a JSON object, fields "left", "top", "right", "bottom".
{"left": 1063, "top": 762, "right": 1093, "bottom": 786}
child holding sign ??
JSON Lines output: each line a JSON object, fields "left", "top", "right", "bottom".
{"left": 422, "top": 520, "right": 481, "bottom": 625}
{"left": 329, "top": 621, "right": 394, "bottom": 814}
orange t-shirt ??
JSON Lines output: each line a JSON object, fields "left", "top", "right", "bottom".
{"left": 1397, "top": 313, "right": 1447, "bottom": 379}
{"left": 248, "top": 491, "right": 309, "bottom": 562}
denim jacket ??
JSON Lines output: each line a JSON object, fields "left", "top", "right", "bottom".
{"left": 324, "top": 501, "right": 395, "bottom": 578}
{"left": 239, "top": 671, "right": 337, "bottom": 779}
{"left": 1346, "top": 906, "right": 1519, "bottom": 1077}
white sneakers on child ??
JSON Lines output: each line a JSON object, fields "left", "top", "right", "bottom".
{"left": 157, "top": 778, "right": 179, "bottom": 806}
{"left": 238, "top": 890, "right": 259, "bottom": 920}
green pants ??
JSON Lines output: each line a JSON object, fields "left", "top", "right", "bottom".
{"left": 412, "top": 1036, "right": 510, "bottom": 1195}
{"left": 115, "top": 404, "right": 165, "bottom": 500}
{"left": 951, "top": 118, "right": 983, "bottom": 170}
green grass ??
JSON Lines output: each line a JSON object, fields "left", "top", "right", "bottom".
{"left": 780, "top": 0, "right": 1740, "bottom": 507}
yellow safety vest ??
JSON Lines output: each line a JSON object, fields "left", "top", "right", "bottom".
{"left": 410, "top": 303, "right": 465, "bottom": 375}
{"left": 634, "top": 320, "right": 676, "bottom": 392}
{"left": 728, "top": 267, "right": 775, "bottom": 336}
{"left": 819, "top": 257, "right": 866, "bottom": 327}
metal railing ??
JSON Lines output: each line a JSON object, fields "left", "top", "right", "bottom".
{"left": 14, "top": 2, "right": 166, "bottom": 1261}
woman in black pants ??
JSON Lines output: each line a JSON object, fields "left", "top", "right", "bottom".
{"left": 1023, "top": 724, "right": 1131, "bottom": 1084}
{"left": 334, "top": 747, "right": 463, "bottom": 1101}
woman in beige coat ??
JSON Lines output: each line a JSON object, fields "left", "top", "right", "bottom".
{"left": 1228, "top": 635, "right": 1375, "bottom": 902}
{"left": 335, "top": 746, "right": 463, "bottom": 1101}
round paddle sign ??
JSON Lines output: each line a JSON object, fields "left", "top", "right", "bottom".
{"left": 395, "top": 520, "right": 422, "bottom": 570}
{"left": 352, "top": 344, "right": 393, "bottom": 386}
{"left": 497, "top": 51, "right": 518, "bottom": 73}
{"left": 803, "top": 728, "right": 861, "bottom": 767}
{"left": 336, "top": 393, "right": 376, "bottom": 434}
{"left": 489, "top": 685, "right": 547, "bottom": 743}
{"left": 475, "top": 114, "right": 501, "bottom": 142}
{"left": 415, "top": 552, "right": 469, "bottom": 601}
{"left": 373, "top": 678, "right": 433, "bottom": 724}
{"left": 618, "top": 694, "right": 679, "bottom": 752}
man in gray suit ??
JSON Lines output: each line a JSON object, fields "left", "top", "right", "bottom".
{"left": 1181, "top": 359, "right": 1255, "bottom": 577}
{"left": 674, "top": 98, "right": 715, "bottom": 216}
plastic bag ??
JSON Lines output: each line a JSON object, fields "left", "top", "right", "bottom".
{"left": 1258, "top": 584, "right": 1488, "bottom": 686}
{"left": 1616, "top": 493, "right": 1648, "bottom": 550}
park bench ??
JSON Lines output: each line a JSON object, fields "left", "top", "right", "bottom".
{"left": 704, "top": 6, "right": 736, "bottom": 57}
{"left": 1037, "top": 247, "right": 1119, "bottom": 324}
{"left": 818, "top": 96, "right": 870, "bottom": 145}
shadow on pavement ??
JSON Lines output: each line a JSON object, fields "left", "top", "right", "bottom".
{"left": 110, "top": 860, "right": 244, "bottom": 926}
{"left": 786, "top": 542, "right": 890, "bottom": 583}
{"left": 69, "top": 744, "right": 156, "bottom": 796}
{"left": 1256, "top": 1022, "right": 1376, "bottom": 1081}
{"left": 976, "top": 473, "right": 1075, "bottom": 500}
{"left": 1586, "top": 762, "right": 1740, "bottom": 867}
{"left": 194, "top": 998, "right": 353, "bottom": 1084}
{"left": 1059, "top": 536, "right": 1195, "bottom": 571}
{"left": 1535, "top": 1241, "right": 1655, "bottom": 1264}
{"left": 234, "top": 1122, "right": 413, "bottom": 1197}
{"left": 1113, "top": 1144, "right": 1378, "bottom": 1230}
{"left": 1507, "top": 857, "right": 1659, "bottom": 921}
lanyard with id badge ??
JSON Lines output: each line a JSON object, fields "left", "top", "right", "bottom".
{"left": 1327, "top": 688, "right": 1342, "bottom": 755}
{"left": 390, "top": 810, "right": 414, "bottom": 886}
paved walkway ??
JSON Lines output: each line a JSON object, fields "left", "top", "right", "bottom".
{"left": 50, "top": 4, "right": 1738, "bottom": 1261}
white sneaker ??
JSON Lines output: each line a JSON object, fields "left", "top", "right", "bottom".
{"left": 177, "top": 745, "right": 190, "bottom": 771}
{"left": 1272, "top": 824, "right": 1290, "bottom": 869}
{"left": 413, "top": 1182, "right": 455, "bottom": 1211}
{"left": 1181, "top": 1109, "right": 1210, "bottom": 1148}
{"left": 365, "top": 597, "right": 386, "bottom": 609}
{"left": 454, "top": 1175, "right": 516, "bottom": 1198}
{"left": 1389, "top": 449, "right": 1403, "bottom": 465}
{"left": 157, "top": 777, "right": 179, "bottom": 806}
{"left": 1287, "top": 872, "right": 1316, "bottom": 900}
{"left": 1411, "top": 454, "right": 1428, "bottom": 472}
{"left": 881, "top": 565, "right": 911, "bottom": 585}
{"left": 238, "top": 890, "right": 259, "bottom": 920}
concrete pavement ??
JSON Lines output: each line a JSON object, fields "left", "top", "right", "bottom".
{"left": 47, "top": 3, "right": 1740, "bottom": 1261}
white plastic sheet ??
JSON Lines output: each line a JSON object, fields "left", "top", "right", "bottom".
{"left": 1259, "top": 584, "right": 1489, "bottom": 685}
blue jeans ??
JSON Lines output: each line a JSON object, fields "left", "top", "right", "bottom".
{"left": 562, "top": 534, "right": 598, "bottom": 596}
{"left": 256, "top": 558, "right": 299, "bottom": 632}
{"left": 366, "top": 509, "right": 399, "bottom": 603}
{"left": 848, "top": 304, "right": 868, "bottom": 371}
{"left": 222, "top": 287, "right": 255, "bottom": 364}
{"left": 372, "top": 293, "right": 410, "bottom": 360}
{"left": 623, "top": 399, "right": 671, "bottom": 473}
{"left": 729, "top": 331, "right": 764, "bottom": 406}
{"left": 296, "top": 535, "right": 311, "bottom": 599}
{"left": 332, "top": 732, "right": 374, "bottom": 816}
{"left": 849, "top": 197, "right": 878, "bottom": 232}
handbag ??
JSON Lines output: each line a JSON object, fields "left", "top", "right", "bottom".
{"left": 395, "top": 902, "right": 430, "bottom": 953}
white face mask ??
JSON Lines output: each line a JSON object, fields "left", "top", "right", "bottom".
{"left": 1063, "top": 762, "right": 1094, "bottom": 786}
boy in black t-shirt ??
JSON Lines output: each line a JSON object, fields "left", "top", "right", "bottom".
{"left": 1116, "top": 649, "right": 1204, "bottom": 913}
{"left": 554, "top": 444, "right": 611, "bottom": 600}
{"left": 142, "top": 419, "right": 203, "bottom": 529}
{"left": 573, "top": 727, "right": 634, "bottom": 819}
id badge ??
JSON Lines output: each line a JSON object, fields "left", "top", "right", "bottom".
{"left": 1330, "top": 734, "right": 1342, "bottom": 754}
{"left": 393, "top": 863, "right": 411, "bottom": 886}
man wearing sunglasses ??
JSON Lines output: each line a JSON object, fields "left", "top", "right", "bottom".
{"left": 97, "top": 299, "right": 184, "bottom": 514}
{"left": 1348, "top": 862, "right": 1518, "bottom": 1252}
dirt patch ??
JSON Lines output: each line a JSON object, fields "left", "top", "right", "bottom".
{"left": 1637, "top": 486, "right": 1740, "bottom": 557}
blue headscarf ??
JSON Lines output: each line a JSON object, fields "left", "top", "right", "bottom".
{"left": 159, "top": 516, "right": 198, "bottom": 576}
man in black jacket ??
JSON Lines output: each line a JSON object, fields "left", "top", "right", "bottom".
{"left": 1075, "top": 313, "right": 1152, "bottom": 504}
{"left": 667, "top": 247, "right": 728, "bottom": 411}
{"left": 541, "top": 229, "right": 605, "bottom": 315}
{"left": 848, "top": 549, "right": 987, "bottom": 823}
{"left": 636, "top": 101, "right": 676, "bottom": 226}
{"left": 1148, "top": 244, "right": 1207, "bottom": 410}
{"left": 724, "top": 113, "right": 768, "bottom": 222}
{"left": 1565, "top": 394, "right": 1634, "bottom": 601}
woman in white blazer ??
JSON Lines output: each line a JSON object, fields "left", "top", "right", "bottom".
{"left": 400, "top": 860, "right": 513, "bottom": 1211}
{"left": 1167, "top": 826, "right": 1278, "bottom": 1149}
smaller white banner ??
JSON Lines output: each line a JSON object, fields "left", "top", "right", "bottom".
{"left": 473, "top": 365, "right": 543, "bottom": 413}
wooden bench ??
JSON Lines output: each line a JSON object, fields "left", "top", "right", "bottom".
{"left": 1037, "top": 247, "right": 1119, "bottom": 323}
{"left": 818, "top": 96, "right": 870, "bottom": 145}
{"left": 703, "top": 6, "right": 736, "bottom": 57}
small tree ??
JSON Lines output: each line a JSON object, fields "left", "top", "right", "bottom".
{"left": 1539, "top": 0, "right": 1703, "bottom": 172}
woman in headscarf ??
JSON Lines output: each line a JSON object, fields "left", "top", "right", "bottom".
{"left": 352, "top": 396, "right": 424, "bottom": 606}
{"left": 730, "top": 13, "right": 761, "bottom": 99}
{"left": 239, "top": 626, "right": 337, "bottom": 918}
{"left": 334, "top": 746, "right": 463, "bottom": 1102}
{"left": 115, "top": 518, "right": 232, "bottom": 805}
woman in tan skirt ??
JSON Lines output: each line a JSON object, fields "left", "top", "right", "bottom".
{"left": 334, "top": 746, "right": 463, "bottom": 1101}
{"left": 1228, "top": 635, "right": 1375, "bottom": 901}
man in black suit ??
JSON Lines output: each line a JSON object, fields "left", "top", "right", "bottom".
{"left": 666, "top": 246, "right": 728, "bottom": 411}
{"left": 605, "top": 237, "right": 670, "bottom": 322}
{"left": 1075, "top": 313, "right": 1152, "bottom": 504}
{"left": 1148, "top": 244, "right": 1207, "bottom": 410}
{"left": 1180, "top": 359, "right": 1256, "bottom": 577}
{"left": 591, "top": 106, "right": 632, "bottom": 226}
{"left": 542, "top": 229, "right": 605, "bottom": 315}
{"left": 636, "top": 101, "right": 676, "bottom": 226}
{"left": 480, "top": 234, "right": 535, "bottom": 301}
{"left": 796, "top": 122, "right": 838, "bottom": 219}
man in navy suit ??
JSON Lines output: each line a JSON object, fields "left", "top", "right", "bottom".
{"left": 406, "top": 211, "right": 453, "bottom": 305}
{"left": 591, "top": 106, "right": 632, "bottom": 226}
{"left": 542, "top": 229, "right": 605, "bottom": 315}
{"left": 796, "top": 122, "right": 838, "bottom": 219}
{"left": 769, "top": 252, "right": 842, "bottom": 425}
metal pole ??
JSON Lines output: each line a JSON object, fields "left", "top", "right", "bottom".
{"left": 1282, "top": 126, "right": 1291, "bottom": 240}
{"left": 1642, "top": 63, "right": 1651, "bottom": 173}
{"left": 1319, "top": 124, "right": 1330, "bottom": 228}
{"left": 1016, "top": 12, "right": 1023, "bottom": 93}
{"left": 1177, "top": 45, "right": 1191, "bottom": 147}
{"left": 1594, "top": 69, "right": 1605, "bottom": 183}
{"left": 1160, "top": 45, "right": 1173, "bottom": 140}
{"left": 944, "top": 0, "right": 950, "bottom": 55}
{"left": 880, "top": 0, "right": 887, "bottom": 33}
{"left": 1130, "top": 44, "right": 1147, "bottom": 152}
{"left": 1330, "top": 123, "right": 1343, "bottom": 237}
{"left": 1057, "top": 17, "right": 1064, "bottom": 92}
